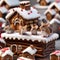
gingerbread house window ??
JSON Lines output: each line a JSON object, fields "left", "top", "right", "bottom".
{"left": 11, "top": 44, "right": 17, "bottom": 53}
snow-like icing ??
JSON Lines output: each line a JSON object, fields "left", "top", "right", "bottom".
{"left": 0, "top": 38, "right": 6, "bottom": 44}
{"left": 0, "top": 47, "right": 13, "bottom": 57}
{"left": 20, "top": 1, "right": 30, "bottom": 4}
{"left": 34, "top": 4, "right": 48, "bottom": 9}
{"left": 17, "top": 57, "right": 32, "bottom": 60}
{"left": 1, "top": 32, "right": 59, "bottom": 43}
{"left": 5, "top": 0, "right": 20, "bottom": 6}
{"left": 0, "top": 6, "right": 8, "bottom": 14}
{"left": 37, "top": 0, "right": 51, "bottom": 3}
{"left": 0, "top": 0, "right": 20, "bottom": 7}
{"left": 44, "top": 9, "right": 56, "bottom": 15}
{"left": 22, "top": 47, "right": 37, "bottom": 55}
{"left": 48, "top": 2, "right": 60, "bottom": 10}
{"left": 0, "top": 18, "right": 6, "bottom": 23}
{"left": 50, "top": 50, "right": 60, "bottom": 56}
{"left": 6, "top": 10, "right": 14, "bottom": 19}
{"left": 50, "top": 18, "right": 60, "bottom": 24}
{"left": 6, "top": 7, "right": 40, "bottom": 20}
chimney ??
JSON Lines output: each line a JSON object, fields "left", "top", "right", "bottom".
{"left": 20, "top": 1, "right": 30, "bottom": 10}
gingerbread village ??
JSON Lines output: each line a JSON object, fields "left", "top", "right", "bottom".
{"left": 0, "top": 0, "right": 60, "bottom": 60}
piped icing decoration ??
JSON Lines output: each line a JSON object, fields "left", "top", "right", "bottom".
{"left": 50, "top": 50, "right": 60, "bottom": 56}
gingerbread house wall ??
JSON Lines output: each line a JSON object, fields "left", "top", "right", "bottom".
{"left": 39, "top": 0, "right": 47, "bottom": 6}
{"left": 0, "top": 12, "right": 3, "bottom": 17}
{"left": 22, "top": 52, "right": 34, "bottom": 59}
{"left": 1, "top": 55, "right": 13, "bottom": 60}
{"left": 0, "top": 43, "right": 6, "bottom": 49}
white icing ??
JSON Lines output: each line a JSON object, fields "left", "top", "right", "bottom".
{"left": 0, "top": 6, "right": 8, "bottom": 14}
{"left": 22, "top": 47, "right": 37, "bottom": 55}
{"left": 1, "top": 32, "right": 59, "bottom": 43}
{"left": 37, "top": 0, "right": 51, "bottom": 3}
{"left": 0, "top": 47, "right": 13, "bottom": 57}
{"left": 6, "top": 7, "right": 40, "bottom": 20}
{"left": 0, "top": 18, "right": 6, "bottom": 23}
{"left": 50, "top": 50, "right": 60, "bottom": 56}
{"left": 48, "top": 2, "right": 60, "bottom": 10}
{"left": 34, "top": 4, "right": 48, "bottom": 9}
{"left": 20, "top": 1, "right": 30, "bottom": 4}
{"left": 6, "top": 10, "right": 14, "bottom": 19}
{"left": 0, "top": 0, "right": 20, "bottom": 7}
{"left": 0, "top": 38, "right": 6, "bottom": 44}
{"left": 50, "top": 18, "right": 60, "bottom": 24}
{"left": 44, "top": 9, "right": 56, "bottom": 15}
{"left": 17, "top": 57, "right": 32, "bottom": 60}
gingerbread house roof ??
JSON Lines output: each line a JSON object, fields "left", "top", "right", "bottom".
{"left": 50, "top": 50, "right": 60, "bottom": 56}
{"left": 0, "top": 47, "right": 13, "bottom": 57}
{"left": 17, "top": 57, "right": 32, "bottom": 60}
{"left": 1, "top": 32, "right": 59, "bottom": 43}
{"left": 6, "top": 7, "right": 40, "bottom": 20}
{"left": 0, "top": 0, "right": 20, "bottom": 7}
{"left": 0, "top": 6, "right": 8, "bottom": 14}
{"left": 0, "top": 38, "right": 6, "bottom": 44}
{"left": 50, "top": 18, "right": 60, "bottom": 24}
{"left": 20, "top": 1, "right": 30, "bottom": 4}
{"left": 48, "top": 2, "right": 60, "bottom": 10}
{"left": 22, "top": 46, "right": 37, "bottom": 55}
{"left": 44, "top": 9, "right": 56, "bottom": 15}
{"left": 37, "top": 0, "right": 51, "bottom": 3}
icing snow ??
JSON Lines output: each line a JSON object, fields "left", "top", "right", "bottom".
{"left": 0, "top": 0, "right": 20, "bottom": 7}
{"left": 50, "top": 18, "right": 60, "bottom": 24}
{"left": 44, "top": 9, "right": 56, "bottom": 15}
{"left": 37, "top": 0, "right": 51, "bottom": 3}
{"left": 6, "top": 7, "right": 40, "bottom": 20}
{"left": 1, "top": 32, "right": 59, "bottom": 43}
{"left": 50, "top": 50, "right": 60, "bottom": 56}
{"left": 22, "top": 47, "right": 37, "bottom": 55}
{"left": 0, "top": 38, "right": 6, "bottom": 44}
{"left": 17, "top": 57, "right": 32, "bottom": 60}
{"left": 0, "top": 18, "right": 6, "bottom": 23}
{"left": 0, "top": 7, "right": 8, "bottom": 14}
{"left": 20, "top": 1, "right": 30, "bottom": 4}
{"left": 48, "top": 2, "right": 60, "bottom": 10}
{"left": 0, "top": 47, "right": 13, "bottom": 57}
{"left": 34, "top": 4, "right": 48, "bottom": 9}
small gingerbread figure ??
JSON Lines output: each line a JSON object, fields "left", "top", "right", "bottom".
{"left": 31, "top": 24, "right": 38, "bottom": 35}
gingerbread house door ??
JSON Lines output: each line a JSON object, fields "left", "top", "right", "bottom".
{"left": 11, "top": 44, "right": 17, "bottom": 53}
{"left": 3, "top": 55, "right": 13, "bottom": 60}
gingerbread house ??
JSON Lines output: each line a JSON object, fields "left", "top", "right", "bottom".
{"left": 37, "top": 0, "right": 51, "bottom": 6}
{"left": 44, "top": 9, "right": 56, "bottom": 21}
{"left": 48, "top": 2, "right": 60, "bottom": 13}
{"left": 1, "top": 31, "right": 59, "bottom": 57}
{"left": 0, "top": 0, "right": 20, "bottom": 9}
{"left": 50, "top": 50, "right": 60, "bottom": 60}
{"left": 22, "top": 45, "right": 37, "bottom": 59}
{"left": 6, "top": 1, "right": 40, "bottom": 31}
{"left": 0, "top": 6, "right": 8, "bottom": 18}
{"left": 50, "top": 14, "right": 60, "bottom": 36}
{"left": 0, "top": 38, "right": 6, "bottom": 49}
{"left": 0, "top": 47, "right": 13, "bottom": 60}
